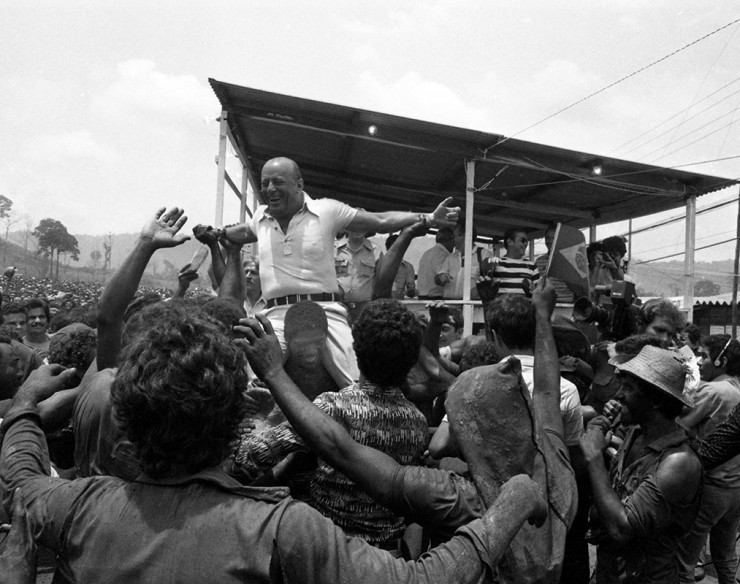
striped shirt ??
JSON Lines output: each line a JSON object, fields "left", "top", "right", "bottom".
{"left": 236, "top": 381, "right": 428, "bottom": 544}
{"left": 494, "top": 256, "right": 539, "bottom": 295}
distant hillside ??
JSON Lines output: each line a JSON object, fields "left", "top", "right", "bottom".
{"left": 6, "top": 227, "right": 735, "bottom": 299}
{"left": 629, "top": 258, "right": 734, "bottom": 297}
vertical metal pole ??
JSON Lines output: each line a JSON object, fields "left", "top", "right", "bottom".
{"left": 732, "top": 186, "right": 740, "bottom": 337}
{"left": 589, "top": 224, "right": 597, "bottom": 243}
{"left": 240, "top": 163, "right": 248, "bottom": 223}
{"left": 684, "top": 195, "right": 696, "bottom": 323}
{"left": 215, "top": 111, "right": 228, "bottom": 227}
{"left": 463, "top": 159, "right": 475, "bottom": 338}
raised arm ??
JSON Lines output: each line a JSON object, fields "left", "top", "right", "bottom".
{"left": 348, "top": 197, "right": 460, "bottom": 235}
{"left": 373, "top": 220, "right": 428, "bottom": 299}
{"left": 173, "top": 264, "right": 199, "bottom": 298}
{"left": 96, "top": 207, "right": 190, "bottom": 369}
{"left": 193, "top": 225, "right": 226, "bottom": 286}
{"left": 217, "top": 239, "right": 247, "bottom": 305}
{"left": 530, "top": 277, "right": 564, "bottom": 436}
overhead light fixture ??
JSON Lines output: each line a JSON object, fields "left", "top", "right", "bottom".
{"left": 368, "top": 124, "right": 378, "bottom": 136}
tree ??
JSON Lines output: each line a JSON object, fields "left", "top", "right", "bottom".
{"left": 33, "top": 218, "right": 80, "bottom": 280}
{"left": 694, "top": 279, "right": 721, "bottom": 297}
{"left": 103, "top": 234, "right": 113, "bottom": 272}
{"left": 0, "top": 195, "right": 12, "bottom": 220}
{"left": 90, "top": 249, "right": 102, "bottom": 279}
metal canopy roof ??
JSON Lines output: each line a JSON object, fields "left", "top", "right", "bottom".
{"left": 209, "top": 78, "right": 736, "bottom": 241}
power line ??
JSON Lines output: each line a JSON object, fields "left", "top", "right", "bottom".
{"left": 648, "top": 116, "right": 740, "bottom": 163}
{"left": 620, "top": 87, "right": 740, "bottom": 158}
{"left": 634, "top": 237, "right": 737, "bottom": 264}
{"left": 611, "top": 76, "right": 740, "bottom": 155}
{"left": 617, "top": 194, "right": 739, "bottom": 237}
{"left": 482, "top": 16, "right": 740, "bottom": 155}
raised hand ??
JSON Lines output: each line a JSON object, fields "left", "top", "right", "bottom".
{"left": 15, "top": 365, "right": 78, "bottom": 406}
{"left": 430, "top": 197, "right": 461, "bottom": 228}
{"left": 141, "top": 207, "right": 190, "bottom": 248}
{"left": 234, "top": 315, "right": 285, "bottom": 382}
{"left": 192, "top": 224, "right": 220, "bottom": 246}
{"left": 531, "top": 277, "right": 556, "bottom": 316}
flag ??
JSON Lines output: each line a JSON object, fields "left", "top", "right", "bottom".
{"left": 546, "top": 224, "right": 590, "bottom": 298}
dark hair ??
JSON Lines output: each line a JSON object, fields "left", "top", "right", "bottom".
{"left": 111, "top": 307, "right": 248, "bottom": 478}
{"left": 48, "top": 327, "right": 97, "bottom": 374}
{"left": 49, "top": 305, "right": 98, "bottom": 333}
{"left": 602, "top": 236, "right": 627, "bottom": 257}
{"left": 459, "top": 341, "right": 501, "bottom": 373}
{"left": 503, "top": 227, "right": 527, "bottom": 248}
{"left": 285, "top": 300, "right": 328, "bottom": 340}
{"left": 615, "top": 333, "right": 670, "bottom": 356}
{"left": 1, "top": 302, "right": 26, "bottom": 319}
{"left": 683, "top": 323, "right": 701, "bottom": 346}
{"left": 486, "top": 295, "right": 535, "bottom": 350}
{"left": 447, "top": 308, "right": 464, "bottom": 331}
{"left": 24, "top": 298, "right": 50, "bottom": 321}
{"left": 353, "top": 299, "right": 422, "bottom": 386}
{"left": 636, "top": 298, "right": 685, "bottom": 335}
{"left": 202, "top": 298, "right": 246, "bottom": 333}
{"left": 705, "top": 334, "right": 740, "bottom": 376}
{"left": 121, "top": 299, "right": 168, "bottom": 347}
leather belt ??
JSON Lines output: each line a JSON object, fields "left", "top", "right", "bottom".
{"left": 266, "top": 292, "right": 342, "bottom": 308}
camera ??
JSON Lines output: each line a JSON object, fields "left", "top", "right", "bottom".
{"left": 572, "top": 280, "right": 638, "bottom": 341}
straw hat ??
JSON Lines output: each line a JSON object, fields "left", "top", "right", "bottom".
{"left": 611, "top": 345, "right": 693, "bottom": 407}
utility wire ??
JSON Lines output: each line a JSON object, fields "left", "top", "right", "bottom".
{"left": 611, "top": 76, "right": 740, "bottom": 155}
{"left": 620, "top": 87, "right": 740, "bottom": 158}
{"left": 639, "top": 105, "right": 740, "bottom": 161}
{"left": 634, "top": 237, "right": 736, "bottom": 264}
{"left": 658, "top": 20, "right": 740, "bottom": 162}
{"left": 482, "top": 16, "right": 740, "bottom": 155}
{"left": 649, "top": 116, "right": 740, "bottom": 163}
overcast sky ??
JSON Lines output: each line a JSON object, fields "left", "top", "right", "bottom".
{"left": 1, "top": 1, "right": 739, "bottom": 270}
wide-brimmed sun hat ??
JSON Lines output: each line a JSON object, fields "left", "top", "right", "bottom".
{"left": 611, "top": 345, "right": 693, "bottom": 407}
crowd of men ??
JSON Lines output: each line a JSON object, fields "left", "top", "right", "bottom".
{"left": 1, "top": 156, "right": 740, "bottom": 584}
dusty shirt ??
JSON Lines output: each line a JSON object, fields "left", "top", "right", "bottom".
{"left": 595, "top": 427, "right": 702, "bottom": 584}
{"left": 0, "top": 406, "right": 497, "bottom": 584}
{"left": 236, "top": 381, "right": 429, "bottom": 544}
{"left": 251, "top": 192, "right": 357, "bottom": 300}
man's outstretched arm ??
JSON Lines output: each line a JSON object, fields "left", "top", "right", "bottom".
{"left": 373, "top": 220, "right": 428, "bottom": 299}
{"left": 96, "top": 207, "right": 190, "bottom": 369}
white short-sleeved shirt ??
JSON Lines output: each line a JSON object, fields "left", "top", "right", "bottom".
{"left": 251, "top": 193, "right": 357, "bottom": 300}
{"left": 516, "top": 354, "right": 584, "bottom": 446}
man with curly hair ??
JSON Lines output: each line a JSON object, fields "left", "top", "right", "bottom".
{"left": 0, "top": 306, "right": 545, "bottom": 583}
{"left": 235, "top": 299, "right": 429, "bottom": 550}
